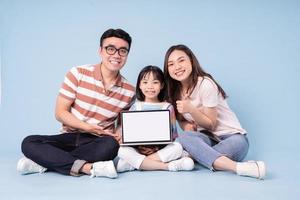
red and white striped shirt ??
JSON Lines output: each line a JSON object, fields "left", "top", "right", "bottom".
{"left": 59, "top": 64, "right": 135, "bottom": 133}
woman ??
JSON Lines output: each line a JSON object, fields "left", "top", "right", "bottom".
{"left": 163, "top": 44, "right": 266, "bottom": 179}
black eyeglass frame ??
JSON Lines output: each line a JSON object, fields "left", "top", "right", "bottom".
{"left": 104, "top": 45, "right": 129, "bottom": 57}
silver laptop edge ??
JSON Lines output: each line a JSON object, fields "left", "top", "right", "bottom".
{"left": 120, "top": 110, "right": 172, "bottom": 146}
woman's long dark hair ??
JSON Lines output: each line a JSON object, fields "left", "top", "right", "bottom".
{"left": 163, "top": 44, "right": 227, "bottom": 119}
{"left": 136, "top": 65, "right": 166, "bottom": 102}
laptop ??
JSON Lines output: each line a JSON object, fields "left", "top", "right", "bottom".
{"left": 120, "top": 110, "right": 172, "bottom": 146}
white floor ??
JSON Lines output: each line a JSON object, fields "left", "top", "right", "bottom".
{"left": 1, "top": 150, "right": 299, "bottom": 200}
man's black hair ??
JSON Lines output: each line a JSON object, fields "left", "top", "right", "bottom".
{"left": 100, "top": 28, "right": 132, "bottom": 50}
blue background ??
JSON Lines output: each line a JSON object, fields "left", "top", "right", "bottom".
{"left": 0, "top": 0, "right": 299, "bottom": 199}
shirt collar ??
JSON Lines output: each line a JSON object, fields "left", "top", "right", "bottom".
{"left": 94, "top": 63, "right": 122, "bottom": 87}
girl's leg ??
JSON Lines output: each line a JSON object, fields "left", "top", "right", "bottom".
{"left": 143, "top": 142, "right": 194, "bottom": 171}
{"left": 118, "top": 146, "right": 169, "bottom": 170}
{"left": 140, "top": 156, "right": 194, "bottom": 171}
{"left": 118, "top": 146, "right": 147, "bottom": 169}
{"left": 140, "top": 158, "right": 168, "bottom": 170}
{"left": 147, "top": 142, "right": 183, "bottom": 162}
{"left": 118, "top": 145, "right": 193, "bottom": 171}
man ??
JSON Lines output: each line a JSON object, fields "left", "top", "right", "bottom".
{"left": 17, "top": 28, "right": 135, "bottom": 178}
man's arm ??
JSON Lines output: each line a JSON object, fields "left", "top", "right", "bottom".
{"left": 55, "top": 95, "right": 114, "bottom": 136}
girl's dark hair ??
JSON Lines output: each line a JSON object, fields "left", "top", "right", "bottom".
{"left": 163, "top": 44, "right": 227, "bottom": 118}
{"left": 136, "top": 65, "right": 166, "bottom": 102}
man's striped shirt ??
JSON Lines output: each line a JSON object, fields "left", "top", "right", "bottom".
{"left": 59, "top": 64, "right": 135, "bottom": 133}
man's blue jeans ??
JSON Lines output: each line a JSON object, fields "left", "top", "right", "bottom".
{"left": 21, "top": 132, "right": 119, "bottom": 176}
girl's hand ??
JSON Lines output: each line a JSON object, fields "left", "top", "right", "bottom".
{"left": 137, "top": 146, "right": 159, "bottom": 156}
{"left": 176, "top": 100, "right": 194, "bottom": 114}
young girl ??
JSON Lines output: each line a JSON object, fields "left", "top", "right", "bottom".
{"left": 164, "top": 44, "right": 266, "bottom": 179}
{"left": 117, "top": 65, "right": 194, "bottom": 172}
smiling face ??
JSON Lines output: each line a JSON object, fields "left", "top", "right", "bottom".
{"left": 99, "top": 37, "right": 129, "bottom": 73}
{"left": 167, "top": 50, "right": 193, "bottom": 84}
{"left": 139, "top": 72, "right": 164, "bottom": 103}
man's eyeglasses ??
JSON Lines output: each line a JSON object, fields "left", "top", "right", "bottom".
{"left": 104, "top": 45, "right": 129, "bottom": 57}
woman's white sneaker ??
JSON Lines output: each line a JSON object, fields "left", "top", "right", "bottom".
{"left": 168, "top": 157, "right": 194, "bottom": 171}
{"left": 17, "top": 157, "right": 47, "bottom": 175}
{"left": 236, "top": 161, "right": 266, "bottom": 179}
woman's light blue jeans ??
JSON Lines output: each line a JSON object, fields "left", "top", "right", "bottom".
{"left": 178, "top": 131, "right": 249, "bottom": 170}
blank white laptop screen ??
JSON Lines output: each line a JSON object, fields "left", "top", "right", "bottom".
{"left": 121, "top": 110, "right": 172, "bottom": 146}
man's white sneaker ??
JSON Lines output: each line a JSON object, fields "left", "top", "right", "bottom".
{"left": 236, "top": 161, "right": 266, "bottom": 179}
{"left": 90, "top": 160, "right": 117, "bottom": 178}
{"left": 116, "top": 158, "right": 135, "bottom": 173}
{"left": 168, "top": 157, "right": 194, "bottom": 171}
{"left": 17, "top": 157, "right": 47, "bottom": 175}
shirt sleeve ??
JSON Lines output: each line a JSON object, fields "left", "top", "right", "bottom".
{"left": 59, "top": 67, "right": 80, "bottom": 101}
{"left": 200, "top": 78, "right": 219, "bottom": 107}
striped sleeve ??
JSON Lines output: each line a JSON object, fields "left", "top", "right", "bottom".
{"left": 59, "top": 67, "right": 81, "bottom": 101}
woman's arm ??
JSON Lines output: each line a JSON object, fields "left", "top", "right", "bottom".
{"left": 176, "top": 100, "right": 217, "bottom": 131}
{"left": 192, "top": 106, "right": 217, "bottom": 131}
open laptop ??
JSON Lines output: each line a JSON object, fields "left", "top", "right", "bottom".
{"left": 120, "top": 110, "right": 172, "bottom": 146}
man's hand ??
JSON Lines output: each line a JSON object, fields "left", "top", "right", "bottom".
{"left": 86, "top": 124, "right": 121, "bottom": 144}
{"left": 86, "top": 124, "right": 114, "bottom": 136}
